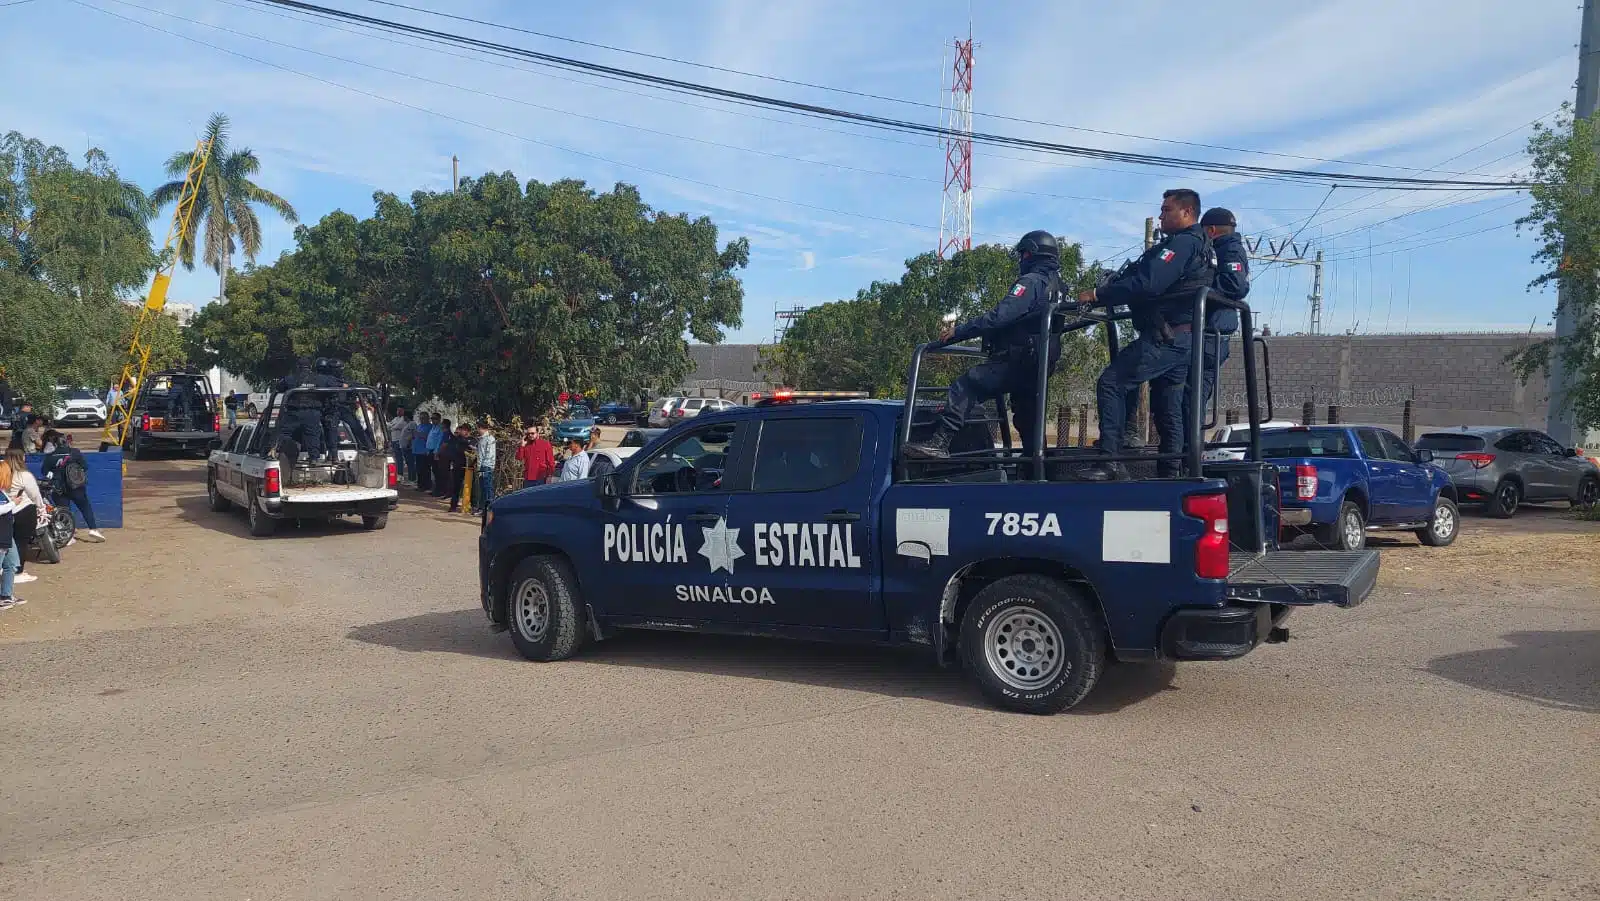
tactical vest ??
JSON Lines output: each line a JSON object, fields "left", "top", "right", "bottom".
{"left": 1152, "top": 226, "right": 1216, "bottom": 327}
{"left": 987, "top": 268, "right": 1063, "bottom": 365}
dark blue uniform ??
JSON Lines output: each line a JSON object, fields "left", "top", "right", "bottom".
{"left": 1185, "top": 231, "right": 1249, "bottom": 441}
{"left": 275, "top": 368, "right": 342, "bottom": 460}
{"left": 1091, "top": 224, "right": 1215, "bottom": 474}
{"left": 938, "top": 256, "right": 1063, "bottom": 458}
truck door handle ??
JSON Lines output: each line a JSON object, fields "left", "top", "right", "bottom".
{"left": 824, "top": 510, "right": 861, "bottom": 522}
{"left": 687, "top": 512, "right": 721, "bottom": 523}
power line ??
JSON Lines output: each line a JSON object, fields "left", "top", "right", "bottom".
{"left": 215, "top": 0, "right": 1325, "bottom": 197}
{"left": 240, "top": 0, "right": 1532, "bottom": 191}
{"left": 1319, "top": 196, "right": 1527, "bottom": 261}
{"left": 71, "top": 0, "right": 1129, "bottom": 251}
{"left": 102, "top": 0, "right": 1318, "bottom": 216}
{"left": 336, "top": 0, "right": 1505, "bottom": 177}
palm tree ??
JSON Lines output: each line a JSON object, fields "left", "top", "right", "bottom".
{"left": 150, "top": 112, "right": 297, "bottom": 300}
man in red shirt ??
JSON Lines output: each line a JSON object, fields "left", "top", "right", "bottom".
{"left": 516, "top": 424, "right": 555, "bottom": 488}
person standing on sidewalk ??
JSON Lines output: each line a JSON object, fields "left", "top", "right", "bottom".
{"left": 473, "top": 421, "right": 497, "bottom": 514}
{"left": 398, "top": 412, "right": 419, "bottom": 484}
{"left": 0, "top": 461, "right": 24, "bottom": 610}
{"left": 515, "top": 425, "right": 554, "bottom": 488}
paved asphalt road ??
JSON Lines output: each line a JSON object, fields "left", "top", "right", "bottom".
{"left": 1, "top": 457, "right": 1595, "bottom": 900}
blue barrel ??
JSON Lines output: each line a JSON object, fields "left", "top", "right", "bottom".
{"left": 24, "top": 449, "right": 124, "bottom": 529}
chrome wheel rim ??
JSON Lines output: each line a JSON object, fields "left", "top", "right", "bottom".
{"left": 983, "top": 605, "right": 1064, "bottom": 691}
{"left": 514, "top": 580, "right": 551, "bottom": 643}
{"left": 1343, "top": 511, "right": 1363, "bottom": 549}
{"left": 1432, "top": 505, "right": 1455, "bottom": 540}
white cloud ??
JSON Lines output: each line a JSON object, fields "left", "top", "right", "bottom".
{"left": 798, "top": 251, "right": 816, "bottom": 270}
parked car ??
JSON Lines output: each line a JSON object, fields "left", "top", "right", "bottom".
{"left": 1415, "top": 426, "right": 1599, "bottom": 517}
{"left": 49, "top": 386, "right": 108, "bottom": 427}
{"left": 1201, "top": 419, "right": 1300, "bottom": 462}
{"left": 593, "top": 402, "right": 635, "bottom": 425}
{"left": 669, "top": 397, "right": 738, "bottom": 421}
{"left": 554, "top": 413, "right": 597, "bottom": 445}
{"left": 1261, "top": 425, "right": 1459, "bottom": 550}
{"left": 647, "top": 397, "right": 684, "bottom": 428}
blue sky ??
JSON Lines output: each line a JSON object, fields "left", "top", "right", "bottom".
{"left": 1, "top": 0, "right": 1579, "bottom": 342}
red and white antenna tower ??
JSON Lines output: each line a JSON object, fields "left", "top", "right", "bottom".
{"left": 938, "top": 33, "right": 974, "bottom": 258}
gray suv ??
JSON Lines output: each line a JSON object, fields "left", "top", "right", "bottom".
{"left": 1416, "top": 427, "right": 1599, "bottom": 518}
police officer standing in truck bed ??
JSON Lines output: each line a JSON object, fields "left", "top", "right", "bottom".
{"left": 1076, "top": 188, "right": 1215, "bottom": 479}
{"left": 1187, "top": 207, "right": 1250, "bottom": 445}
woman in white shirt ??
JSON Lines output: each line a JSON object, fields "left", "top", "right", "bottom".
{"left": 4, "top": 448, "right": 42, "bottom": 585}
{"left": 0, "top": 460, "right": 23, "bottom": 607}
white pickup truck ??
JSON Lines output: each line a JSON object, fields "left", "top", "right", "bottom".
{"left": 206, "top": 386, "right": 398, "bottom": 536}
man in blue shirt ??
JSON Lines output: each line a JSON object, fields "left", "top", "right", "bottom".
{"left": 472, "top": 421, "right": 498, "bottom": 514}
{"left": 557, "top": 436, "right": 591, "bottom": 482}
{"left": 410, "top": 413, "right": 434, "bottom": 492}
{"left": 1186, "top": 207, "right": 1251, "bottom": 445}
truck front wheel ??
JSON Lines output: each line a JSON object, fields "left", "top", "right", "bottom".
{"left": 1417, "top": 497, "right": 1459, "bottom": 547}
{"left": 959, "top": 575, "right": 1106, "bottom": 715}
{"left": 506, "top": 555, "right": 588, "bottom": 662}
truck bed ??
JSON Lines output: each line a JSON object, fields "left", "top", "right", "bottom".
{"left": 1227, "top": 550, "right": 1379, "bottom": 608}
{"left": 281, "top": 483, "right": 396, "bottom": 503}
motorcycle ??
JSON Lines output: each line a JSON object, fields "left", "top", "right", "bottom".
{"left": 34, "top": 487, "right": 76, "bottom": 563}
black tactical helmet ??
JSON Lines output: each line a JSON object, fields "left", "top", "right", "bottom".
{"left": 1015, "top": 230, "right": 1059, "bottom": 257}
{"left": 314, "top": 357, "right": 336, "bottom": 375}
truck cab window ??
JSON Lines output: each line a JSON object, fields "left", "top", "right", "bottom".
{"left": 633, "top": 422, "right": 740, "bottom": 495}
{"left": 751, "top": 418, "right": 861, "bottom": 492}
{"left": 1378, "top": 431, "right": 1417, "bottom": 463}
{"left": 1356, "top": 429, "right": 1387, "bottom": 460}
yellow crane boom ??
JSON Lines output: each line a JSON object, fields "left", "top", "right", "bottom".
{"left": 100, "top": 137, "right": 212, "bottom": 453}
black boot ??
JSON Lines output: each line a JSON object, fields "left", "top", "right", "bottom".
{"left": 902, "top": 426, "right": 955, "bottom": 459}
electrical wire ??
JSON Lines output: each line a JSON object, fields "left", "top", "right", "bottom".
{"left": 70, "top": 0, "right": 1131, "bottom": 249}
{"left": 216, "top": 0, "right": 1320, "bottom": 196}
{"left": 339, "top": 0, "right": 1498, "bottom": 176}
{"left": 93, "top": 0, "right": 1323, "bottom": 215}
{"left": 239, "top": 0, "right": 1532, "bottom": 191}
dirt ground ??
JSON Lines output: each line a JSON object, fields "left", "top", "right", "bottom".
{"left": 0, "top": 452, "right": 1595, "bottom": 900}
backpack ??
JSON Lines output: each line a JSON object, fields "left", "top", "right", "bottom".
{"left": 63, "top": 457, "right": 88, "bottom": 490}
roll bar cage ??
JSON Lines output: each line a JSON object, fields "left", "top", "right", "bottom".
{"left": 898, "top": 288, "right": 1274, "bottom": 481}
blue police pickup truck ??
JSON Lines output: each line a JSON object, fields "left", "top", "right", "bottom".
{"left": 1256, "top": 425, "right": 1460, "bottom": 552}
{"left": 478, "top": 289, "right": 1380, "bottom": 713}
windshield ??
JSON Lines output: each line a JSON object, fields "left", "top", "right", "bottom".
{"left": 66, "top": 388, "right": 97, "bottom": 401}
{"left": 1259, "top": 429, "right": 1355, "bottom": 457}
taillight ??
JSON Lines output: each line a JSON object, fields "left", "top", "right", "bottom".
{"left": 1295, "top": 464, "right": 1317, "bottom": 500}
{"left": 386, "top": 461, "right": 398, "bottom": 488}
{"left": 264, "top": 467, "right": 281, "bottom": 496}
{"left": 1457, "top": 452, "right": 1495, "bottom": 469}
{"left": 140, "top": 413, "right": 150, "bottom": 431}
{"left": 213, "top": 413, "right": 221, "bottom": 431}
{"left": 1183, "top": 492, "right": 1230, "bottom": 580}
{"left": 673, "top": 409, "right": 684, "bottom": 417}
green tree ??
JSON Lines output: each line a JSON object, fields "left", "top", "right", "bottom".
{"left": 183, "top": 173, "right": 749, "bottom": 417}
{"left": 1515, "top": 104, "right": 1600, "bottom": 430}
{"left": 151, "top": 112, "right": 298, "bottom": 301}
{"left": 760, "top": 242, "right": 1107, "bottom": 409}
{"left": 1, "top": 132, "right": 160, "bottom": 404}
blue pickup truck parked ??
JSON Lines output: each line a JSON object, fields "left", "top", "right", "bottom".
{"left": 1260, "top": 425, "right": 1459, "bottom": 551}
{"left": 477, "top": 288, "right": 1380, "bottom": 714}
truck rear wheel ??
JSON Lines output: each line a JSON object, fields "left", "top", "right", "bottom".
{"left": 247, "top": 491, "right": 277, "bottom": 537}
{"left": 506, "top": 555, "right": 587, "bottom": 662}
{"left": 361, "top": 514, "right": 388, "bottom": 530}
{"left": 958, "top": 575, "right": 1105, "bottom": 714}
{"left": 1316, "top": 501, "right": 1366, "bottom": 551}
{"left": 207, "top": 470, "right": 232, "bottom": 512}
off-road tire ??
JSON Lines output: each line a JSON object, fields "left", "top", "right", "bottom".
{"left": 506, "top": 555, "right": 587, "bottom": 662}
{"left": 247, "top": 490, "right": 277, "bottom": 537}
{"left": 207, "top": 470, "right": 232, "bottom": 512}
{"left": 1417, "top": 496, "right": 1459, "bottom": 547}
{"left": 1486, "top": 479, "right": 1520, "bottom": 519}
{"left": 958, "top": 575, "right": 1106, "bottom": 715}
{"left": 361, "top": 514, "right": 388, "bottom": 530}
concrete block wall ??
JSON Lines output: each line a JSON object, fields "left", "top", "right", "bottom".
{"left": 1214, "top": 332, "right": 1552, "bottom": 429}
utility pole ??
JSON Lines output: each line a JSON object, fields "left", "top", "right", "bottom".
{"left": 1244, "top": 237, "right": 1323, "bottom": 334}
{"left": 452, "top": 155, "right": 459, "bottom": 194}
{"left": 1548, "top": 0, "right": 1600, "bottom": 447}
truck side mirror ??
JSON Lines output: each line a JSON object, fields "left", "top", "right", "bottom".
{"left": 594, "top": 471, "right": 623, "bottom": 502}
